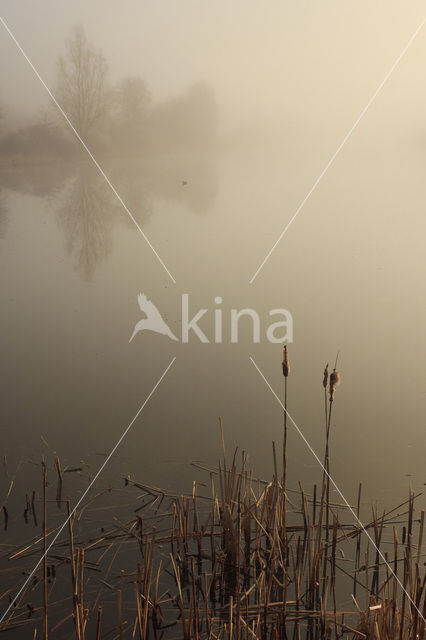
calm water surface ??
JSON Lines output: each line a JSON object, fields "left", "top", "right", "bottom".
{"left": 0, "top": 142, "right": 425, "bottom": 525}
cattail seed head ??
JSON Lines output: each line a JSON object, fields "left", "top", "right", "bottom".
{"left": 330, "top": 369, "right": 340, "bottom": 387}
{"left": 329, "top": 368, "right": 341, "bottom": 401}
{"left": 282, "top": 345, "right": 290, "bottom": 377}
{"left": 323, "top": 364, "right": 329, "bottom": 389}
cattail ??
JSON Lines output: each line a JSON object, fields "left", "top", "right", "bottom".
{"left": 329, "top": 369, "right": 341, "bottom": 401}
{"left": 323, "top": 364, "right": 329, "bottom": 389}
{"left": 282, "top": 345, "right": 290, "bottom": 377}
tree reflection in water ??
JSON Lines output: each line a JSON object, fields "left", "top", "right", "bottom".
{"left": 58, "top": 166, "right": 115, "bottom": 280}
{"left": 0, "top": 153, "right": 217, "bottom": 278}
{"left": 57, "top": 162, "right": 153, "bottom": 280}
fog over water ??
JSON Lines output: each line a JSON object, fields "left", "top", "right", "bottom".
{"left": 0, "top": 0, "right": 425, "bottom": 566}
{"left": 1, "top": 4, "right": 426, "bottom": 637}
{"left": 1, "top": 2, "right": 425, "bottom": 133}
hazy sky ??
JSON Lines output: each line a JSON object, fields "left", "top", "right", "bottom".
{"left": 0, "top": 1, "right": 425, "bottom": 134}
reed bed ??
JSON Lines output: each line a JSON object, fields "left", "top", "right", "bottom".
{"left": 0, "top": 352, "right": 424, "bottom": 639}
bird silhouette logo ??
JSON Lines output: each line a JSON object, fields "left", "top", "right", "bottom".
{"left": 129, "top": 294, "right": 179, "bottom": 343}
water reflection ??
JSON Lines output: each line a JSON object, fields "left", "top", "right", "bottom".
{"left": 0, "top": 161, "right": 70, "bottom": 197}
{"left": 0, "top": 154, "right": 217, "bottom": 277}
{"left": 57, "top": 165, "right": 117, "bottom": 280}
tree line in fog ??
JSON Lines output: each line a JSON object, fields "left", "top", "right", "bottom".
{"left": 0, "top": 25, "right": 219, "bottom": 161}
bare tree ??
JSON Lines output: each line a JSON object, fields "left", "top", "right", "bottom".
{"left": 56, "top": 25, "right": 108, "bottom": 140}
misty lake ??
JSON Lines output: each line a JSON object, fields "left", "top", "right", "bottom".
{"left": 0, "top": 140, "right": 425, "bottom": 633}
{"left": 1, "top": 0, "right": 425, "bottom": 634}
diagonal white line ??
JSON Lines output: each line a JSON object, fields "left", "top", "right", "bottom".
{"left": 0, "top": 15, "right": 176, "bottom": 284}
{"left": 249, "top": 19, "right": 425, "bottom": 284}
{"left": 0, "top": 356, "right": 176, "bottom": 625}
{"left": 250, "top": 356, "right": 425, "bottom": 623}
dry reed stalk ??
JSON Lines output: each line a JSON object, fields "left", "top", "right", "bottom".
{"left": 191, "top": 557, "right": 199, "bottom": 640}
{"left": 95, "top": 606, "right": 102, "bottom": 640}
{"left": 31, "top": 489, "right": 38, "bottom": 527}
{"left": 282, "top": 345, "right": 290, "bottom": 494}
{"left": 54, "top": 457, "right": 62, "bottom": 482}
{"left": 66, "top": 499, "right": 81, "bottom": 640}
{"left": 42, "top": 462, "right": 48, "bottom": 640}
{"left": 203, "top": 572, "right": 212, "bottom": 637}
{"left": 78, "top": 547, "right": 86, "bottom": 639}
{"left": 354, "top": 483, "right": 363, "bottom": 599}
{"left": 417, "top": 510, "right": 424, "bottom": 568}
{"left": 133, "top": 580, "right": 143, "bottom": 640}
{"left": 281, "top": 345, "right": 290, "bottom": 631}
{"left": 170, "top": 552, "right": 188, "bottom": 640}
{"left": 117, "top": 588, "right": 123, "bottom": 640}
{"left": 321, "top": 356, "right": 341, "bottom": 609}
